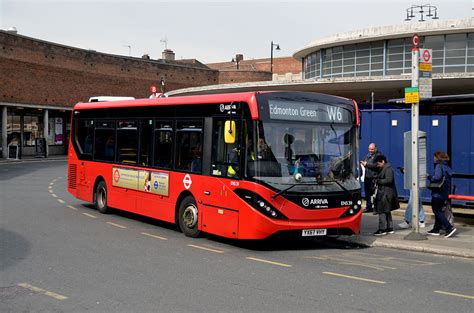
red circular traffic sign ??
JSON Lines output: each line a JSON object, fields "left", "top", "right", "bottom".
{"left": 412, "top": 34, "right": 420, "bottom": 49}
{"left": 150, "top": 85, "right": 158, "bottom": 93}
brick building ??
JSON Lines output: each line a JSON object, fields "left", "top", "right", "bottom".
{"left": 0, "top": 30, "right": 275, "bottom": 159}
{"left": 207, "top": 55, "right": 301, "bottom": 83}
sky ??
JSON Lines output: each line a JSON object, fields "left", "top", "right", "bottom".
{"left": 1, "top": 0, "right": 473, "bottom": 63}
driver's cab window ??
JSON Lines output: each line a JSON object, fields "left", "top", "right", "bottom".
{"left": 211, "top": 119, "right": 242, "bottom": 178}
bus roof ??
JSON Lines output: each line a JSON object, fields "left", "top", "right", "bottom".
{"left": 74, "top": 91, "right": 356, "bottom": 120}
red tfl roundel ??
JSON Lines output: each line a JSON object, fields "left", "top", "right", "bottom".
{"left": 150, "top": 85, "right": 158, "bottom": 93}
{"left": 423, "top": 49, "right": 431, "bottom": 62}
{"left": 113, "top": 169, "right": 120, "bottom": 182}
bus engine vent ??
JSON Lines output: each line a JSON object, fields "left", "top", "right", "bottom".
{"left": 68, "top": 164, "right": 77, "bottom": 189}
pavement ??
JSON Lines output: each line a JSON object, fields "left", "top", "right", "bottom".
{"left": 340, "top": 203, "right": 474, "bottom": 259}
{"left": 1, "top": 155, "right": 473, "bottom": 258}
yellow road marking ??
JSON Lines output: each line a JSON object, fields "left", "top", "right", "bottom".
{"left": 48, "top": 186, "right": 52, "bottom": 189}
{"left": 48, "top": 190, "right": 53, "bottom": 193}
{"left": 188, "top": 244, "right": 224, "bottom": 254}
{"left": 141, "top": 232, "right": 168, "bottom": 240}
{"left": 67, "top": 205, "right": 78, "bottom": 211}
{"left": 51, "top": 194, "right": 57, "bottom": 198}
{"left": 18, "top": 283, "right": 68, "bottom": 300}
{"left": 323, "top": 271, "right": 386, "bottom": 284}
{"left": 106, "top": 222, "right": 127, "bottom": 229}
{"left": 49, "top": 182, "right": 54, "bottom": 186}
{"left": 82, "top": 213, "right": 97, "bottom": 219}
{"left": 434, "top": 290, "right": 474, "bottom": 300}
{"left": 57, "top": 199, "right": 65, "bottom": 204}
{"left": 246, "top": 257, "right": 292, "bottom": 267}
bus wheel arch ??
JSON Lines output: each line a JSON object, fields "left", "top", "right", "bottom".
{"left": 176, "top": 192, "right": 201, "bottom": 238}
{"left": 93, "top": 176, "right": 110, "bottom": 214}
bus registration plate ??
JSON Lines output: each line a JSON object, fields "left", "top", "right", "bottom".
{"left": 302, "top": 229, "right": 327, "bottom": 236}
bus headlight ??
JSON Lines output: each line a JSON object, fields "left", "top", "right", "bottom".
{"left": 235, "top": 189, "right": 288, "bottom": 220}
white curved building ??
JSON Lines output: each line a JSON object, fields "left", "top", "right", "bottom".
{"left": 170, "top": 18, "right": 473, "bottom": 103}
{"left": 294, "top": 18, "right": 473, "bottom": 80}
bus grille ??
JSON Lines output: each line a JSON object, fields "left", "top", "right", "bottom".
{"left": 68, "top": 164, "right": 77, "bottom": 189}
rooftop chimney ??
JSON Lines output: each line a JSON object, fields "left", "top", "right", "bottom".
{"left": 162, "top": 49, "right": 175, "bottom": 61}
{"left": 7, "top": 26, "right": 18, "bottom": 34}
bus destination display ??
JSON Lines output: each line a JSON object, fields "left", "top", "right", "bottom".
{"left": 268, "top": 100, "right": 352, "bottom": 123}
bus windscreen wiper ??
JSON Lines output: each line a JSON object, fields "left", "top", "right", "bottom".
{"left": 322, "top": 178, "right": 349, "bottom": 193}
{"left": 272, "top": 183, "right": 298, "bottom": 199}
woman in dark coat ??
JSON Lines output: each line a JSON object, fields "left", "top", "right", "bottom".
{"left": 427, "top": 151, "right": 455, "bottom": 238}
{"left": 373, "top": 154, "right": 400, "bottom": 236}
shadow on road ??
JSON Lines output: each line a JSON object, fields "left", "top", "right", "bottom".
{"left": 80, "top": 203, "right": 367, "bottom": 252}
{"left": 0, "top": 229, "right": 31, "bottom": 271}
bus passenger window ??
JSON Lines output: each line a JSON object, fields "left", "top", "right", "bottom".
{"left": 94, "top": 120, "right": 115, "bottom": 162}
{"left": 154, "top": 122, "right": 173, "bottom": 169}
{"left": 117, "top": 120, "right": 138, "bottom": 165}
{"left": 139, "top": 120, "right": 153, "bottom": 166}
{"left": 76, "top": 119, "right": 94, "bottom": 155}
{"left": 175, "top": 121, "right": 203, "bottom": 173}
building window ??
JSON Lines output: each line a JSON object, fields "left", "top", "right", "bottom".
{"left": 467, "top": 33, "right": 474, "bottom": 72}
{"left": 424, "top": 35, "right": 445, "bottom": 74}
{"left": 445, "top": 33, "right": 467, "bottom": 73}
{"left": 342, "top": 44, "right": 355, "bottom": 77}
{"left": 24, "top": 115, "right": 42, "bottom": 146}
{"left": 304, "top": 51, "right": 321, "bottom": 80}
{"left": 48, "top": 117, "right": 64, "bottom": 145}
{"left": 7, "top": 114, "right": 20, "bottom": 146}
{"left": 386, "top": 39, "right": 405, "bottom": 75}
{"left": 322, "top": 48, "right": 333, "bottom": 77}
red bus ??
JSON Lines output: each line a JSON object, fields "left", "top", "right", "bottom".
{"left": 68, "top": 91, "right": 362, "bottom": 239}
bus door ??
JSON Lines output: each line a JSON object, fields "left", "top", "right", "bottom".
{"left": 199, "top": 118, "right": 242, "bottom": 238}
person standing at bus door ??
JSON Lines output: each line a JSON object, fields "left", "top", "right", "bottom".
{"left": 360, "top": 143, "right": 382, "bottom": 213}
{"left": 373, "top": 154, "right": 399, "bottom": 236}
{"left": 427, "top": 151, "right": 456, "bottom": 238}
{"left": 397, "top": 167, "right": 426, "bottom": 229}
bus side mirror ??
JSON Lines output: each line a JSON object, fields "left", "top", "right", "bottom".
{"left": 224, "top": 120, "right": 236, "bottom": 144}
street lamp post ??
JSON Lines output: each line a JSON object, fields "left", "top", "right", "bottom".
{"left": 405, "top": 4, "right": 439, "bottom": 22}
{"left": 231, "top": 54, "right": 243, "bottom": 69}
{"left": 270, "top": 41, "right": 280, "bottom": 73}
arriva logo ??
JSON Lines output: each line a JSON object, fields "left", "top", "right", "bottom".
{"left": 302, "top": 198, "right": 329, "bottom": 207}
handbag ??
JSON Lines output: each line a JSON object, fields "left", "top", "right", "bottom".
{"left": 443, "top": 200, "right": 455, "bottom": 226}
{"left": 427, "top": 175, "right": 445, "bottom": 190}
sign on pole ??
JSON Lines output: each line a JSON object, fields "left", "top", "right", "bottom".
{"left": 419, "top": 48, "right": 432, "bottom": 99}
{"left": 405, "top": 87, "right": 419, "bottom": 104}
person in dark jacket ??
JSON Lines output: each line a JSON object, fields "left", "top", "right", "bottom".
{"left": 373, "top": 154, "right": 400, "bottom": 236}
{"left": 427, "top": 151, "right": 456, "bottom": 238}
{"left": 360, "top": 143, "right": 382, "bottom": 212}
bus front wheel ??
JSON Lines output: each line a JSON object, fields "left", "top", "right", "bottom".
{"left": 178, "top": 196, "right": 201, "bottom": 237}
{"left": 95, "top": 181, "right": 109, "bottom": 214}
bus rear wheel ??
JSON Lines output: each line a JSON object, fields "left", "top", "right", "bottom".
{"left": 95, "top": 181, "right": 109, "bottom": 214}
{"left": 178, "top": 196, "right": 201, "bottom": 237}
